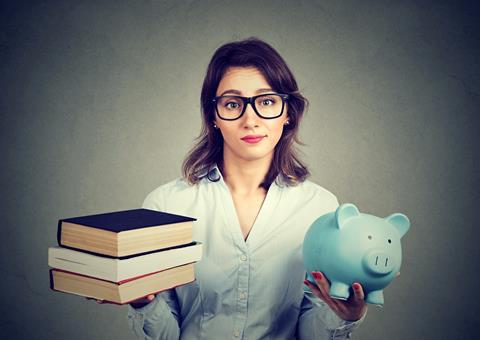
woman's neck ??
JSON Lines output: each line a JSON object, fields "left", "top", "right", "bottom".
{"left": 220, "top": 154, "right": 272, "bottom": 195}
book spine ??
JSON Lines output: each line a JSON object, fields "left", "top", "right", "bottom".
{"left": 49, "top": 268, "right": 54, "bottom": 290}
{"left": 57, "top": 220, "right": 63, "bottom": 246}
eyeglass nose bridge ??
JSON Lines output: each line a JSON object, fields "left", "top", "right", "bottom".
{"left": 240, "top": 96, "right": 259, "bottom": 117}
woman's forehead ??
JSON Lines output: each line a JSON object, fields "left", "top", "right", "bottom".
{"left": 217, "top": 66, "right": 272, "bottom": 95}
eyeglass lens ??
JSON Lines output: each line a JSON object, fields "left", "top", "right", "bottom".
{"left": 216, "top": 94, "right": 284, "bottom": 119}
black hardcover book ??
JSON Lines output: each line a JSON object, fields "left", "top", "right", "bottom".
{"left": 57, "top": 209, "right": 197, "bottom": 258}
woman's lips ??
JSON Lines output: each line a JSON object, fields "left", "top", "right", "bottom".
{"left": 241, "top": 135, "right": 266, "bottom": 144}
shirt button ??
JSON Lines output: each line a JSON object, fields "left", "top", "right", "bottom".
{"left": 239, "top": 292, "right": 247, "bottom": 300}
{"left": 240, "top": 255, "right": 247, "bottom": 261}
{"left": 233, "top": 330, "right": 240, "bottom": 337}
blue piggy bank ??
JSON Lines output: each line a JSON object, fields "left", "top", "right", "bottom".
{"left": 303, "top": 203, "right": 410, "bottom": 305}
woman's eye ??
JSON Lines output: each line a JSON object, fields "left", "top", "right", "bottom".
{"left": 261, "top": 99, "right": 275, "bottom": 106}
{"left": 225, "top": 102, "right": 239, "bottom": 109}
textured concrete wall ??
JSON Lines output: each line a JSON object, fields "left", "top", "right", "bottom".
{"left": 1, "top": 1, "right": 478, "bottom": 339}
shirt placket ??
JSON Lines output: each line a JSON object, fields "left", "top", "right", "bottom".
{"left": 232, "top": 250, "right": 249, "bottom": 339}
{"left": 216, "top": 177, "right": 251, "bottom": 339}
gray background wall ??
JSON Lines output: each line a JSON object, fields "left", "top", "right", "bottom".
{"left": 1, "top": 1, "right": 478, "bottom": 339}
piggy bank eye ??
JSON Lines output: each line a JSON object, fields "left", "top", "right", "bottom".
{"left": 368, "top": 235, "right": 372, "bottom": 240}
{"left": 388, "top": 239, "right": 392, "bottom": 243}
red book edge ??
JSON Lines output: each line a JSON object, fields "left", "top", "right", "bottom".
{"left": 49, "top": 273, "right": 196, "bottom": 305}
{"left": 49, "top": 263, "right": 196, "bottom": 305}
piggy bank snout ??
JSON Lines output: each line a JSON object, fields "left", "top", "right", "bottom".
{"left": 362, "top": 249, "right": 396, "bottom": 275}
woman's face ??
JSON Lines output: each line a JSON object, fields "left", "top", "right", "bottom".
{"left": 214, "top": 66, "right": 288, "bottom": 164}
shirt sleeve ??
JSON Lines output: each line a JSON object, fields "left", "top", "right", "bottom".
{"left": 296, "top": 286, "right": 366, "bottom": 340}
{"left": 126, "top": 185, "right": 182, "bottom": 339}
{"left": 127, "top": 290, "right": 181, "bottom": 339}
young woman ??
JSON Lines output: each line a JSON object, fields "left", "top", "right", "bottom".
{"left": 127, "top": 38, "right": 367, "bottom": 339}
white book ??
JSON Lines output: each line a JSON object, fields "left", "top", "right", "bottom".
{"left": 48, "top": 242, "right": 202, "bottom": 282}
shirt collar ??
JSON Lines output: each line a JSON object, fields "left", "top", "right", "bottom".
{"left": 200, "top": 163, "right": 287, "bottom": 189}
{"left": 197, "top": 164, "right": 222, "bottom": 182}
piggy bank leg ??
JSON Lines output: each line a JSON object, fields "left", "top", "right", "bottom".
{"left": 366, "top": 289, "right": 384, "bottom": 305}
{"left": 329, "top": 281, "right": 350, "bottom": 300}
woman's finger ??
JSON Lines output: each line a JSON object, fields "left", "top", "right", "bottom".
{"left": 304, "top": 279, "right": 325, "bottom": 299}
{"left": 96, "top": 299, "right": 115, "bottom": 304}
{"left": 312, "top": 271, "right": 330, "bottom": 294}
{"left": 86, "top": 297, "right": 105, "bottom": 304}
{"left": 311, "top": 271, "right": 340, "bottom": 306}
{"left": 351, "top": 283, "right": 365, "bottom": 304}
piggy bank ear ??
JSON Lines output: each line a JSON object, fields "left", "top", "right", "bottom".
{"left": 335, "top": 203, "right": 360, "bottom": 229}
{"left": 385, "top": 213, "right": 410, "bottom": 238}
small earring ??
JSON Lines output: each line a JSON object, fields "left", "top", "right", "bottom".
{"left": 284, "top": 120, "right": 290, "bottom": 126}
{"left": 213, "top": 123, "right": 218, "bottom": 129}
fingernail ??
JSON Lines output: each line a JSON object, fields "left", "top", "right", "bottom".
{"left": 353, "top": 283, "right": 360, "bottom": 290}
{"left": 313, "top": 272, "right": 322, "bottom": 280}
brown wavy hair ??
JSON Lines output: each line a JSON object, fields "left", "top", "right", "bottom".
{"left": 182, "top": 37, "right": 310, "bottom": 189}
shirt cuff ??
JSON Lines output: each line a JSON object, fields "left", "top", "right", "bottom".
{"left": 331, "top": 310, "right": 367, "bottom": 339}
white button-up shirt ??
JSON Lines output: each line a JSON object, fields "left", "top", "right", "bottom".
{"left": 127, "top": 167, "right": 364, "bottom": 339}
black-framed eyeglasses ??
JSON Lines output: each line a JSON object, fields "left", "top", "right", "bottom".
{"left": 212, "top": 93, "right": 289, "bottom": 121}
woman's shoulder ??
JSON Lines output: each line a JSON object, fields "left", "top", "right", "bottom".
{"left": 142, "top": 177, "right": 198, "bottom": 210}
{"left": 299, "top": 179, "right": 337, "bottom": 198}
{"left": 283, "top": 179, "right": 339, "bottom": 211}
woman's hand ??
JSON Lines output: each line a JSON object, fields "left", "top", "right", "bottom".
{"left": 303, "top": 271, "right": 367, "bottom": 322}
{"left": 85, "top": 294, "right": 156, "bottom": 308}
{"left": 129, "top": 294, "right": 156, "bottom": 309}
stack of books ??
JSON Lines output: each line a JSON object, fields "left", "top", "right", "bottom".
{"left": 48, "top": 208, "right": 202, "bottom": 304}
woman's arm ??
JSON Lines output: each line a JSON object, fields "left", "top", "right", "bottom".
{"left": 127, "top": 188, "right": 182, "bottom": 339}
{"left": 127, "top": 289, "right": 181, "bottom": 339}
{"left": 296, "top": 274, "right": 366, "bottom": 339}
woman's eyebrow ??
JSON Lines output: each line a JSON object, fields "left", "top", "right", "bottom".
{"left": 219, "top": 89, "right": 241, "bottom": 96}
{"left": 256, "top": 88, "right": 274, "bottom": 94}
{"left": 219, "top": 88, "right": 274, "bottom": 96}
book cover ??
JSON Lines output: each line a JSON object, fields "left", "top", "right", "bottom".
{"left": 57, "top": 209, "right": 197, "bottom": 257}
{"left": 57, "top": 208, "right": 196, "bottom": 239}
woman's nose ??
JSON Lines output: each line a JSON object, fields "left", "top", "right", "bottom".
{"left": 242, "top": 102, "right": 259, "bottom": 127}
